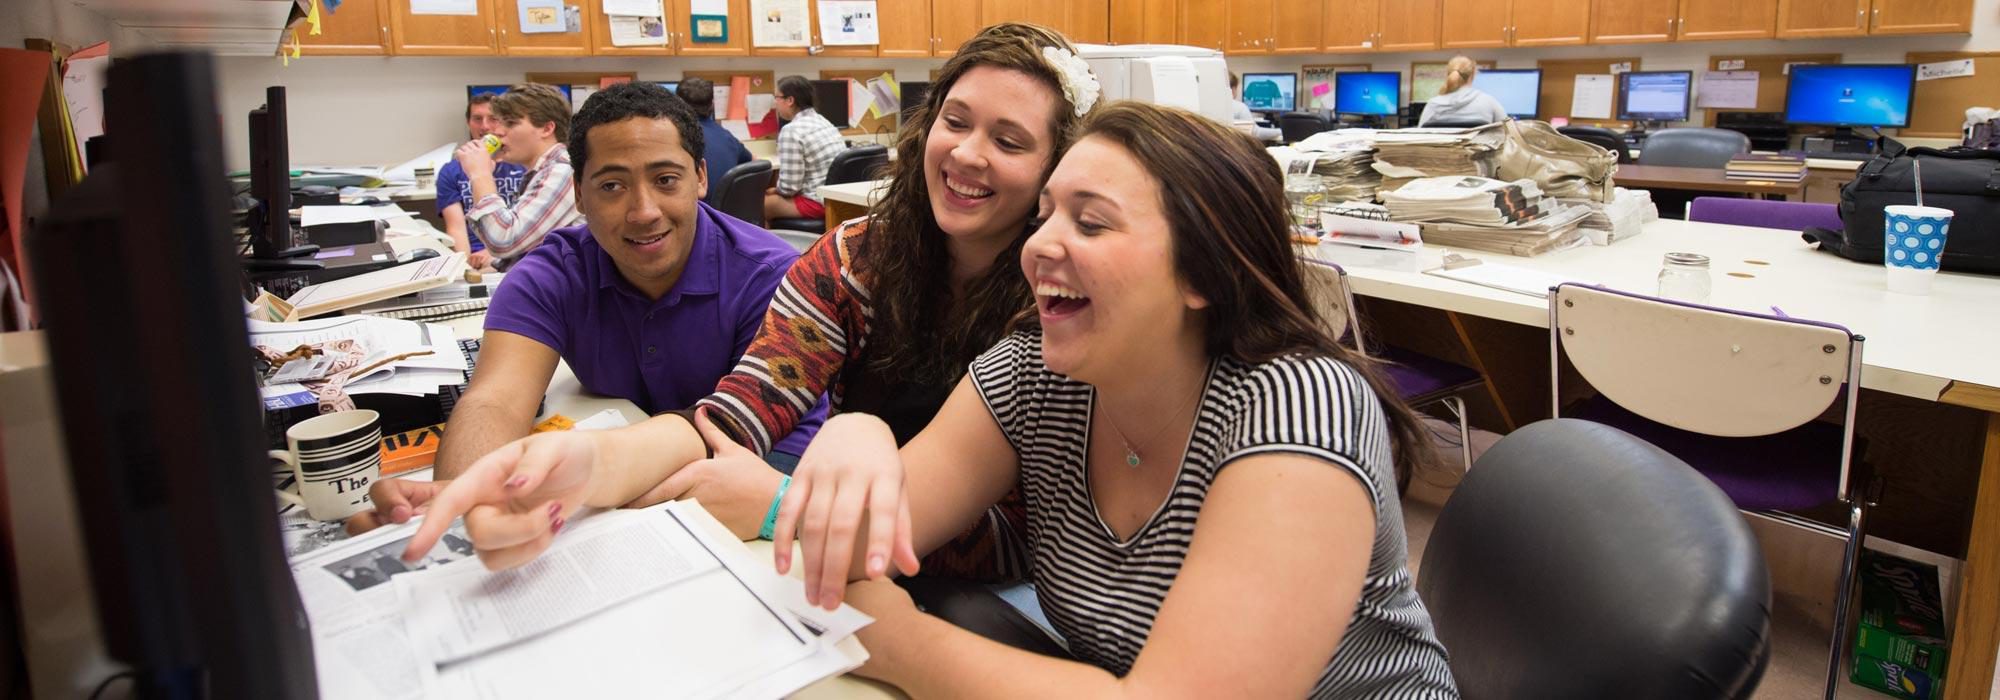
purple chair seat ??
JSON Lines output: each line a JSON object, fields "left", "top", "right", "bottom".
{"left": 1570, "top": 395, "right": 1845, "bottom": 511}
{"left": 1687, "top": 197, "right": 1843, "bottom": 232}
{"left": 1381, "top": 346, "right": 1484, "bottom": 404}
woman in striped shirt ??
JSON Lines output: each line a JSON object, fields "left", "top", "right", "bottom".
{"left": 772, "top": 102, "right": 1459, "bottom": 697}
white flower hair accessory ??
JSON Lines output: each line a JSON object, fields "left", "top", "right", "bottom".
{"left": 1041, "top": 46, "right": 1100, "bottom": 117}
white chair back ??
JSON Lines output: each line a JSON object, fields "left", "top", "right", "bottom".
{"left": 1550, "top": 284, "right": 1858, "bottom": 438}
{"left": 1297, "top": 254, "right": 1363, "bottom": 353}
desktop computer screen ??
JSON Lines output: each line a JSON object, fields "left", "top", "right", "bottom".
{"left": 1241, "top": 72, "right": 1297, "bottom": 112}
{"left": 1617, "top": 71, "right": 1692, "bottom": 122}
{"left": 900, "top": 80, "right": 931, "bottom": 123}
{"left": 812, "top": 79, "right": 853, "bottom": 129}
{"left": 1783, "top": 64, "right": 1916, "bottom": 128}
{"left": 467, "top": 83, "right": 574, "bottom": 104}
{"left": 1335, "top": 72, "right": 1401, "bottom": 116}
{"left": 655, "top": 81, "right": 679, "bottom": 93}
{"left": 1477, "top": 69, "right": 1542, "bottom": 119}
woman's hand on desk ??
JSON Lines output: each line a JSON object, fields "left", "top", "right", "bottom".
{"left": 773, "top": 413, "right": 921, "bottom": 611}
{"left": 343, "top": 478, "right": 449, "bottom": 536}
{"left": 626, "top": 408, "right": 786, "bottom": 540}
{"left": 400, "top": 431, "right": 601, "bottom": 570}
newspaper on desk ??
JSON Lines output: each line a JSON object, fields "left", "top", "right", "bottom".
{"left": 289, "top": 500, "right": 867, "bottom": 699}
{"left": 251, "top": 315, "right": 469, "bottom": 402}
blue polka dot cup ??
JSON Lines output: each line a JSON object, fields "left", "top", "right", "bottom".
{"left": 1882, "top": 205, "right": 1952, "bottom": 295}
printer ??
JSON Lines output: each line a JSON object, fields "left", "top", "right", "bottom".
{"left": 1075, "top": 44, "right": 1235, "bottom": 125}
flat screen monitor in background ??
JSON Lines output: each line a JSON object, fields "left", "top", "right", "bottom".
{"left": 900, "top": 80, "right": 931, "bottom": 123}
{"left": 812, "top": 79, "right": 852, "bottom": 129}
{"left": 1335, "top": 71, "right": 1401, "bottom": 116}
{"left": 1783, "top": 64, "right": 1916, "bottom": 129}
{"left": 1617, "top": 71, "right": 1692, "bottom": 122}
{"left": 465, "top": 83, "right": 574, "bottom": 105}
{"left": 1477, "top": 69, "right": 1542, "bottom": 119}
{"left": 655, "top": 81, "right": 679, "bottom": 93}
{"left": 247, "top": 85, "right": 319, "bottom": 267}
{"left": 1240, "top": 72, "right": 1297, "bottom": 112}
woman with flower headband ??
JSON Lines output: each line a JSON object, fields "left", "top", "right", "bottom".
{"left": 397, "top": 23, "right": 1096, "bottom": 593}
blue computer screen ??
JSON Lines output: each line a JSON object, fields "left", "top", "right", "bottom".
{"left": 466, "top": 83, "right": 574, "bottom": 104}
{"left": 1618, "top": 71, "right": 1691, "bottom": 121}
{"left": 1784, "top": 64, "right": 1916, "bottom": 128}
{"left": 656, "top": 81, "right": 679, "bottom": 93}
{"left": 1335, "top": 72, "right": 1400, "bottom": 116}
{"left": 1242, "top": 73, "right": 1297, "bottom": 112}
{"left": 1476, "top": 69, "right": 1542, "bottom": 118}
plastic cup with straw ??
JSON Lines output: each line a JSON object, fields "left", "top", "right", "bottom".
{"left": 1881, "top": 158, "right": 1953, "bottom": 295}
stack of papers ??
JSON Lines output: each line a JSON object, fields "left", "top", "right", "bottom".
{"left": 1382, "top": 177, "right": 1589, "bottom": 257}
{"left": 1369, "top": 127, "right": 1504, "bottom": 192}
{"left": 1571, "top": 187, "right": 1658, "bottom": 246}
{"left": 1725, "top": 153, "right": 1807, "bottom": 182}
{"left": 252, "top": 315, "right": 471, "bottom": 405}
{"left": 289, "top": 500, "right": 868, "bottom": 699}
{"left": 1270, "top": 143, "right": 1381, "bottom": 205}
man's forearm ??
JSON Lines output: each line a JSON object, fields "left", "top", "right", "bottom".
{"left": 434, "top": 397, "right": 537, "bottom": 479}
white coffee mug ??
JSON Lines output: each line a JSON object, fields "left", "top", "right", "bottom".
{"left": 271, "top": 409, "right": 382, "bottom": 521}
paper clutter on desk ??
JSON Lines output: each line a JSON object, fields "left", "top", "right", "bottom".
{"left": 1313, "top": 214, "right": 1427, "bottom": 272}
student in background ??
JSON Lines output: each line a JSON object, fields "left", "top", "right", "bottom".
{"left": 763, "top": 75, "right": 847, "bottom": 224}
{"left": 766, "top": 102, "right": 1458, "bottom": 698}
{"left": 437, "top": 93, "right": 527, "bottom": 271}
{"left": 347, "top": 82, "right": 826, "bottom": 533}
{"left": 455, "top": 83, "right": 585, "bottom": 267}
{"left": 1419, "top": 56, "right": 1507, "bottom": 127}
{"left": 676, "top": 77, "right": 754, "bottom": 207}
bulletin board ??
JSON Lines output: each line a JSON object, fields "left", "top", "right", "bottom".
{"left": 1903, "top": 51, "right": 2000, "bottom": 138}
{"left": 1698, "top": 53, "right": 1840, "bottom": 127}
{"left": 683, "top": 70, "right": 776, "bottom": 139}
{"left": 1536, "top": 57, "right": 1641, "bottom": 128}
{"left": 819, "top": 68, "right": 899, "bottom": 138}
{"left": 1300, "top": 64, "right": 1372, "bottom": 112}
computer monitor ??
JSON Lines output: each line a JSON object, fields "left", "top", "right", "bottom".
{"left": 30, "top": 50, "right": 318, "bottom": 699}
{"left": 1783, "top": 64, "right": 1916, "bottom": 129}
{"left": 466, "top": 83, "right": 574, "bottom": 104}
{"left": 812, "top": 79, "right": 852, "bottom": 129}
{"left": 1477, "top": 69, "right": 1542, "bottom": 119}
{"left": 900, "top": 80, "right": 931, "bottom": 123}
{"left": 1240, "top": 72, "right": 1297, "bottom": 113}
{"left": 1335, "top": 71, "right": 1401, "bottom": 117}
{"left": 247, "top": 85, "right": 319, "bottom": 267}
{"left": 1617, "top": 71, "right": 1692, "bottom": 123}
{"left": 655, "top": 80, "right": 679, "bottom": 93}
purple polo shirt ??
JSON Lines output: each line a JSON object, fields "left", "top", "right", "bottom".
{"left": 484, "top": 201, "right": 826, "bottom": 455}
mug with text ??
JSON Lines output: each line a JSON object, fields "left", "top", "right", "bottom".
{"left": 271, "top": 409, "right": 381, "bottom": 521}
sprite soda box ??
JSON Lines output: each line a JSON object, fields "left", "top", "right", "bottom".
{"left": 1850, "top": 550, "right": 1949, "bottom": 699}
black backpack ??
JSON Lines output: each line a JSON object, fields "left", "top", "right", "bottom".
{"left": 1801, "top": 139, "right": 2000, "bottom": 274}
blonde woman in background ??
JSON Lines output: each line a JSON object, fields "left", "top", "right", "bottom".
{"left": 1418, "top": 56, "right": 1507, "bottom": 126}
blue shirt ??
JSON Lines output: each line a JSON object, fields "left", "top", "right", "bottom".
{"left": 483, "top": 201, "right": 826, "bottom": 456}
{"left": 436, "top": 159, "right": 529, "bottom": 252}
{"left": 698, "top": 118, "right": 755, "bottom": 206}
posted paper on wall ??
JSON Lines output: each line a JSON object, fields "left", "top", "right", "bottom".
{"left": 602, "top": 0, "right": 664, "bottom": 15}
{"left": 608, "top": 14, "right": 668, "bottom": 46}
{"left": 1696, "top": 71, "right": 1759, "bottom": 110}
{"left": 1917, "top": 59, "right": 1975, "bottom": 81}
{"left": 750, "top": 0, "right": 812, "bottom": 47}
{"left": 410, "top": 0, "right": 479, "bottom": 15}
{"left": 817, "top": 0, "right": 879, "bottom": 45}
{"left": 1570, "top": 74, "right": 1614, "bottom": 120}
{"left": 518, "top": 0, "right": 566, "bottom": 33}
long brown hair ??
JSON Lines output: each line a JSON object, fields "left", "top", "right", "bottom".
{"left": 860, "top": 23, "right": 1089, "bottom": 385}
{"left": 1072, "top": 102, "right": 1436, "bottom": 483}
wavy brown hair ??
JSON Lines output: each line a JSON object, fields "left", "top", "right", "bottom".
{"left": 1071, "top": 102, "right": 1436, "bottom": 484}
{"left": 859, "top": 23, "right": 1089, "bottom": 385}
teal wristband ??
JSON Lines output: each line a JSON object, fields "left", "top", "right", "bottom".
{"left": 758, "top": 476, "right": 793, "bottom": 541}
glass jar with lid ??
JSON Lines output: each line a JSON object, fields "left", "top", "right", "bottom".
{"left": 1657, "top": 252, "right": 1712, "bottom": 303}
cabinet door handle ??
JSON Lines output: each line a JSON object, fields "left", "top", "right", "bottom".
{"left": 380, "top": 25, "right": 389, "bottom": 45}
{"left": 1871, "top": 7, "right": 1879, "bottom": 29}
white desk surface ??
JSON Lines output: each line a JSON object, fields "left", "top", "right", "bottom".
{"left": 1332, "top": 219, "right": 2000, "bottom": 403}
{"left": 818, "top": 179, "right": 889, "bottom": 208}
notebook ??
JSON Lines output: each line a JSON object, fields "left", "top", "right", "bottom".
{"left": 1422, "top": 257, "right": 1585, "bottom": 298}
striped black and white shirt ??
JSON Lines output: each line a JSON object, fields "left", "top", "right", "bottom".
{"left": 972, "top": 330, "right": 1457, "bottom": 698}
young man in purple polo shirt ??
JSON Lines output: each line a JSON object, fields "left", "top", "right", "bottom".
{"left": 347, "top": 82, "right": 824, "bottom": 534}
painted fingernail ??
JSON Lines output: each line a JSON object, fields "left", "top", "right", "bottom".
{"left": 506, "top": 475, "right": 528, "bottom": 489}
{"left": 868, "top": 555, "right": 884, "bottom": 577}
{"left": 547, "top": 502, "right": 562, "bottom": 520}
{"left": 551, "top": 517, "right": 565, "bottom": 535}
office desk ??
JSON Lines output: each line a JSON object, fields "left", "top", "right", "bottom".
{"left": 819, "top": 180, "right": 888, "bottom": 232}
{"left": 1613, "top": 164, "right": 1807, "bottom": 199}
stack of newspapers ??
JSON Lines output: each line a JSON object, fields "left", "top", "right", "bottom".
{"left": 1370, "top": 128, "right": 1503, "bottom": 192}
{"left": 1381, "top": 176, "right": 1588, "bottom": 257}
{"left": 1270, "top": 128, "right": 1382, "bottom": 205}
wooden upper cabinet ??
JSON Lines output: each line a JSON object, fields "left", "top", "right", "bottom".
{"left": 389, "top": 0, "right": 496, "bottom": 55}
{"left": 495, "top": 0, "right": 592, "bottom": 55}
{"left": 1589, "top": 0, "right": 1677, "bottom": 42}
{"left": 1271, "top": 0, "right": 1323, "bottom": 53}
{"left": 1869, "top": 0, "right": 1974, "bottom": 34}
{"left": 1440, "top": 0, "right": 1511, "bottom": 48}
{"left": 1226, "top": 0, "right": 1275, "bottom": 53}
{"left": 1512, "top": 0, "right": 1590, "bottom": 45}
{"left": 1068, "top": 0, "right": 1111, "bottom": 43}
{"left": 1776, "top": 0, "right": 1868, "bottom": 36}
{"left": 300, "top": 0, "right": 389, "bottom": 55}
{"left": 1322, "top": 0, "right": 1380, "bottom": 51}
{"left": 1109, "top": 0, "right": 1179, "bottom": 44}
{"left": 1377, "top": 0, "right": 1440, "bottom": 51}
{"left": 674, "top": 0, "right": 748, "bottom": 55}
{"left": 877, "top": 0, "right": 933, "bottom": 56}
{"left": 932, "top": 0, "right": 983, "bottom": 55}
{"left": 1178, "top": 0, "right": 1227, "bottom": 51}
{"left": 1677, "top": 0, "right": 1778, "bottom": 40}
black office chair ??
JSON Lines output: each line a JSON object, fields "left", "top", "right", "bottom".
{"left": 1278, "top": 112, "right": 1331, "bottom": 143}
{"left": 713, "top": 160, "right": 773, "bottom": 227}
{"left": 1418, "top": 419, "right": 1772, "bottom": 699}
{"left": 770, "top": 144, "right": 890, "bottom": 234}
{"left": 1635, "top": 127, "right": 1751, "bottom": 169}
{"left": 1558, "top": 125, "right": 1633, "bottom": 164}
